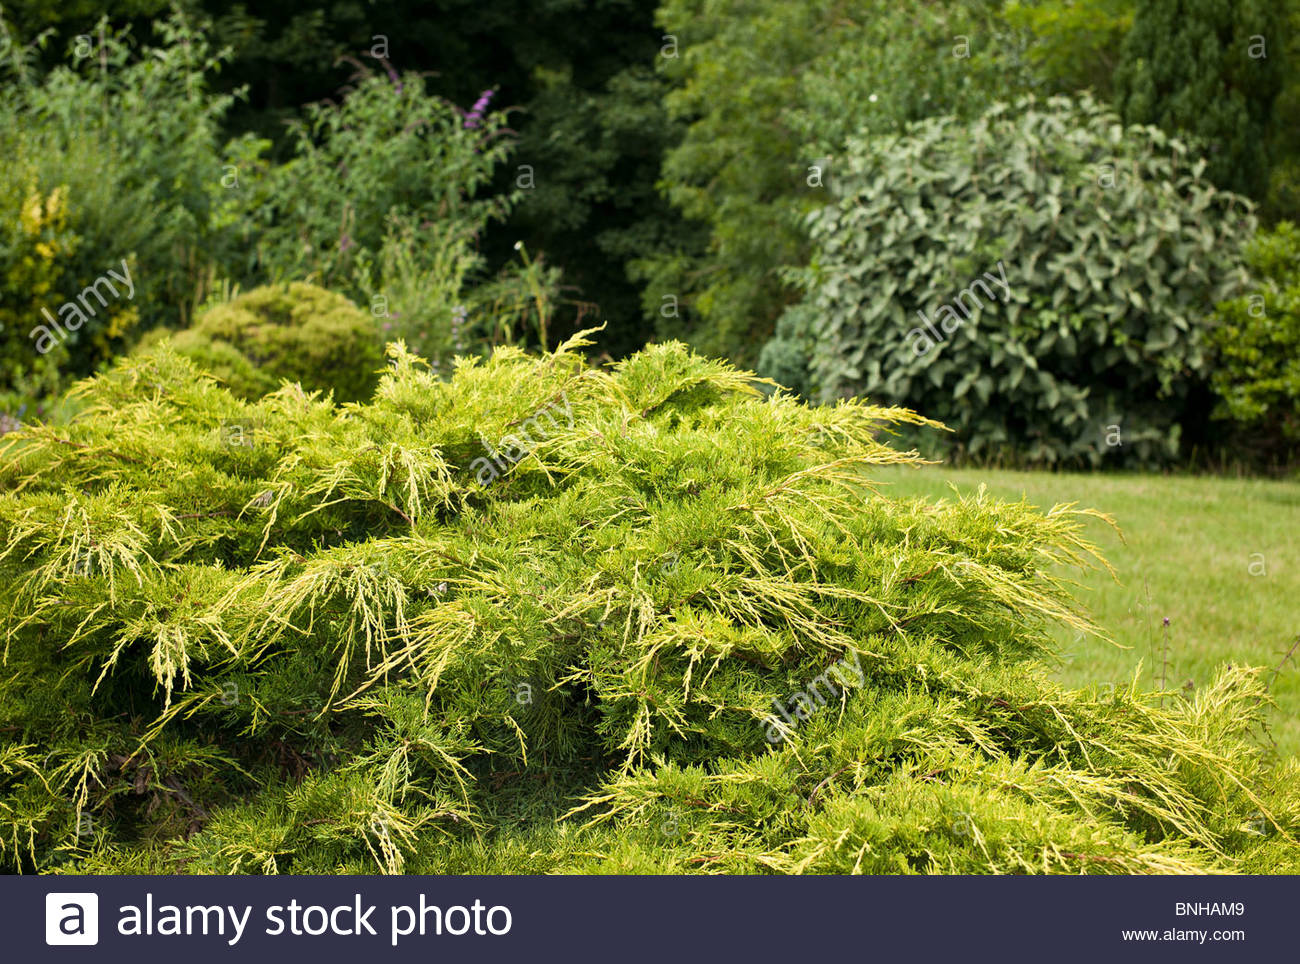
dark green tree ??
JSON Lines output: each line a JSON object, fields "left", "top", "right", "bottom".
{"left": 1114, "top": 0, "right": 1285, "bottom": 200}
{"left": 1263, "top": 0, "right": 1300, "bottom": 224}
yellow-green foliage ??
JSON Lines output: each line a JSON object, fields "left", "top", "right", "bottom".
{"left": 1, "top": 335, "right": 1296, "bottom": 875}
{"left": 0, "top": 162, "right": 141, "bottom": 417}
{"left": 168, "top": 283, "right": 385, "bottom": 402}
{"left": 0, "top": 179, "right": 75, "bottom": 413}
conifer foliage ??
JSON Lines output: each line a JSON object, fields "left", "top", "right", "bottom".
{"left": 1, "top": 335, "right": 1296, "bottom": 874}
{"left": 1115, "top": 0, "right": 1285, "bottom": 200}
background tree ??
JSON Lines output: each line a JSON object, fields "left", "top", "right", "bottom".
{"left": 642, "top": 0, "right": 1033, "bottom": 366}
{"left": 1003, "top": 0, "right": 1133, "bottom": 99}
{"left": 1263, "top": 0, "right": 1300, "bottom": 224}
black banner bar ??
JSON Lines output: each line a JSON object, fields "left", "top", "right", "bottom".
{"left": 7, "top": 874, "right": 1289, "bottom": 962}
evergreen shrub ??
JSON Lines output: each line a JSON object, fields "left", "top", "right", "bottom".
{"left": 1114, "top": 0, "right": 1284, "bottom": 201}
{"left": 0, "top": 335, "right": 1295, "bottom": 874}
{"left": 165, "top": 282, "right": 385, "bottom": 402}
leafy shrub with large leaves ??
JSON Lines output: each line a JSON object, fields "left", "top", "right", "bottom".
{"left": 764, "top": 95, "right": 1256, "bottom": 466}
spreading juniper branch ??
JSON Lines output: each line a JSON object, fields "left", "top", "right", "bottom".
{"left": 0, "top": 334, "right": 1295, "bottom": 875}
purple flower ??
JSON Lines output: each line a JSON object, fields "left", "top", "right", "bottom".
{"left": 339, "top": 233, "right": 354, "bottom": 253}
{"left": 463, "top": 88, "right": 495, "bottom": 129}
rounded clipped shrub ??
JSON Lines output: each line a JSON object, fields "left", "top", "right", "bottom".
{"left": 169, "top": 282, "right": 385, "bottom": 402}
{"left": 765, "top": 94, "right": 1257, "bottom": 466}
{"left": 0, "top": 335, "right": 1295, "bottom": 874}
{"left": 1209, "top": 222, "right": 1300, "bottom": 458}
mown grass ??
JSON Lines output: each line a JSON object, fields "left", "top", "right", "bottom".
{"left": 874, "top": 465, "right": 1300, "bottom": 757}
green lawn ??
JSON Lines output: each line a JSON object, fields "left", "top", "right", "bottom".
{"left": 873, "top": 465, "right": 1300, "bottom": 757}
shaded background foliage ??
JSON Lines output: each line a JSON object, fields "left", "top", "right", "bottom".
{"left": 1209, "top": 222, "right": 1300, "bottom": 453}
{"left": 2, "top": 0, "right": 672, "bottom": 359}
{"left": 1114, "top": 0, "right": 1284, "bottom": 203}
{"left": 0, "top": 0, "right": 1298, "bottom": 465}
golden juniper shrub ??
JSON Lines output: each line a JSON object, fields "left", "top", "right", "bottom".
{"left": 0, "top": 334, "right": 1296, "bottom": 874}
